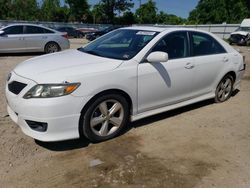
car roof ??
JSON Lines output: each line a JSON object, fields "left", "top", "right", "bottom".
{"left": 122, "top": 26, "right": 214, "bottom": 34}
{"left": 2, "top": 23, "right": 59, "bottom": 32}
{"left": 123, "top": 26, "right": 168, "bottom": 32}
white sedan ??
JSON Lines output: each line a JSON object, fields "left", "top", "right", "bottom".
{"left": 5, "top": 27, "right": 245, "bottom": 142}
{"left": 0, "top": 24, "right": 70, "bottom": 53}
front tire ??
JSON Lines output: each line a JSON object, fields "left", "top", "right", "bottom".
{"left": 80, "top": 94, "right": 129, "bottom": 142}
{"left": 215, "top": 75, "right": 234, "bottom": 103}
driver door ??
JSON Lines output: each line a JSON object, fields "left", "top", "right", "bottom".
{"left": 0, "top": 25, "right": 26, "bottom": 53}
{"left": 138, "top": 31, "right": 195, "bottom": 113}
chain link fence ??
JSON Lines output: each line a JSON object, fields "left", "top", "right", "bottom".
{"left": 0, "top": 20, "right": 111, "bottom": 30}
{"left": 0, "top": 20, "right": 240, "bottom": 39}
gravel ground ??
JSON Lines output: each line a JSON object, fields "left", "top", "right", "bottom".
{"left": 0, "top": 39, "right": 250, "bottom": 188}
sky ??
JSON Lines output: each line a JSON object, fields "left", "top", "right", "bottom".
{"left": 88, "top": 0, "right": 199, "bottom": 18}
{"left": 57, "top": 0, "right": 199, "bottom": 18}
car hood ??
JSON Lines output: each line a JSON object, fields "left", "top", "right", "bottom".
{"left": 231, "top": 31, "right": 249, "bottom": 36}
{"left": 14, "top": 49, "right": 123, "bottom": 83}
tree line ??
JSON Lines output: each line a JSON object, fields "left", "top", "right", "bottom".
{"left": 0, "top": 0, "right": 249, "bottom": 25}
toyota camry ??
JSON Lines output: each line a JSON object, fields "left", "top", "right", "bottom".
{"left": 5, "top": 27, "right": 246, "bottom": 142}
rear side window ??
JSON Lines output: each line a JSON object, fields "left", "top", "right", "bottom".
{"left": 25, "top": 26, "right": 54, "bottom": 34}
{"left": 191, "top": 32, "right": 226, "bottom": 56}
{"left": 3, "top": 26, "right": 23, "bottom": 35}
{"left": 43, "top": 28, "right": 54, "bottom": 33}
{"left": 152, "top": 31, "right": 189, "bottom": 59}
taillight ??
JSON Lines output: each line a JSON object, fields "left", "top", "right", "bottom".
{"left": 62, "top": 34, "right": 68, "bottom": 39}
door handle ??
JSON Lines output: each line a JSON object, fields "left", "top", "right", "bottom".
{"left": 185, "top": 62, "right": 195, "bottom": 69}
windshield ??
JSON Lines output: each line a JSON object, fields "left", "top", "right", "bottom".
{"left": 236, "top": 27, "right": 250, "bottom": 32}
{"left": 78, "top": 29, "right": 159, "bottom": 60}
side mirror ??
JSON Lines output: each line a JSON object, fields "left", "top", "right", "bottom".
{"left": 146, "top": 51, "right": 169, "bottom": 63}
{"left": 0, "top": 30, "right": 5, "bottom": 36}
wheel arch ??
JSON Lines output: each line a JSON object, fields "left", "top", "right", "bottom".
{"left": 80, "top": 89, "right": 133, "bottom": 116}
{"left": 224, "top": 71, "right": 236, "bottom": 82}
{"left": 78, "top": 89, "right": 133, "bottom": 138}
{"left": 44, "top": 41, "right": 61, "bottom": 52}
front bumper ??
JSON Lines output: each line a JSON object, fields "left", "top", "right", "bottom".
{"left": 59, "top": 38, "right": 70, "bottom": 50}
{"left": 5, "top": 72, "right": 89, "bottom": 142}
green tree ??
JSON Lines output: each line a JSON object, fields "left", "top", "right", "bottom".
{"left": 92, "top": 3, "right": 107, "bottom": 24}
{"left": 95, "top": 0, "right": 134, "bottom": 23}
{"left": 119, "top": 11, "right": 135, "bottom": 25}
{"left": 40, "top": 0, "right": 60, "bottom": 21}
{"left": 53, "top": 6, "right": 70, "bottom": 22}
{"left": 0, "top": 0, "right": 13, "bottom": 19}
{"left": 135, "top": 0, "right": 157, "bottom": 24}
{"left": 188, "top": 0, "right": 249, "bottom": 24}
{"left": 66, "top": 0, "right": 89, "bottom": 22}
{"left": 157, "top": 11, "right": 185, "bottom": 25}
{"left": 12, "top": 0, "right": 38, "bottom": 20}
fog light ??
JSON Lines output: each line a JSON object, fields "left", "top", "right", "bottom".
{"left": 25, "top": 120, "right": 48, "bottom": 132}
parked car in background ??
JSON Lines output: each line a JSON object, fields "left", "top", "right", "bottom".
{"left": 6, "top": 27, "right": 245, "bottom": 142}
{"left": 0, "top": 24, "right": 70, "bottom": 53}
{"left": 229, "top": 19, "right": 250, "bottom": 46}
{"left": 86, "top": 26, "right": 121, "bottom": 41}
{"left": 56, "top": 26, "right": 84, "bottom": 38}
{"left": 77, "top": 27, "right": 98, "bottom": 34}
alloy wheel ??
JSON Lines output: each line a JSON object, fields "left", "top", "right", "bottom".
{"left": 217, "top": 77, "right": 233, "bottom": 102}
{"left": 90, "top": 100, "right": 124, "bottom": 137}
{"left": 47, "top": 43, "right": 59, "bottom": 53}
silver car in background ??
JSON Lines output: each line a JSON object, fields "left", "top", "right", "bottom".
{"left": 0, "top": 24, "right": 70, "bottom": 53}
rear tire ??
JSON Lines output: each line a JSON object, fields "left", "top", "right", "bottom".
{"left": 215, "top": 75, "right": 234, "bottom": 103}
{"left": 80, "top": 94, "right": 129, "bottom": 142}
{"left": 44, "top": 42, "right": 60, "bottom": 54}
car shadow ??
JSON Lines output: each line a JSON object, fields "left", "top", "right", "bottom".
{"left": 0, "top": 52, "right": 44, "bottom": 57}
{"left": 36, "top": 89, "right": 240, "bottom": 152}
{"left": 129, "top": 99, "right": 214, "bottom": 129}
{"left": 35, "top": 137, "right": 90, "bottom": 151}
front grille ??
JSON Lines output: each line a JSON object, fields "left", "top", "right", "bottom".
{"left": 8, "top": 81, "right": 27, "bottom": 95}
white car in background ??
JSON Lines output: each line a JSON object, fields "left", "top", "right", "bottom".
{"left": 5, "top": 27, "right": 245, "bottom": 142}
{"left": 0, "top": 24, "right": 70, "bottom": 53}
{"left": 229, "top": 19, "right": 250, "bottom": 45}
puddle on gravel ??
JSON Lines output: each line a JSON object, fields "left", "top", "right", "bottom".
{"left": 61, "top": 135, "right": 218, "bottom": 188}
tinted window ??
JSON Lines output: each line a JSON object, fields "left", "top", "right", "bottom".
{"left": 26, "top": 26, "right": 45, "bottom": 34}
{"left": 3, "top": 26, "right": 23, "bottom": 35}
{"left": 191, "top": 32, "right": 226, "bottom": 56}
{"left": 43, "top": 28, "right": 54, "bottom": 33}
{"left": 152, "top": 31, "right": 189, "bottom": 59}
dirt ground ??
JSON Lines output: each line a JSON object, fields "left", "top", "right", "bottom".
{"left": 0, "top": 39, "right": 250, "bottom": 188}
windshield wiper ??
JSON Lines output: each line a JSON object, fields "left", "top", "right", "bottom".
{"left": 78, "top": 48, "right": 100, "bottom": 56}
{"left": 85, "top": 50, "right": 100, "bottom": 56}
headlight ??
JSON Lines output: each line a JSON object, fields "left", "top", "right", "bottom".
{"left": 23, "top": 83, "right": 80, "bottom": 99}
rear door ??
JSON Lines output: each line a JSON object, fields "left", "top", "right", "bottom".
{"left": 189, "top": 31, "right": 228, "bottom": 96}
{"left": 0, "top": 25, "right": 26, "bottom": 52}
{"left": 23, "top": 26, "right": 54, "bottom": 51}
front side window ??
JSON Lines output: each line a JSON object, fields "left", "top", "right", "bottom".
{"left": 191, "top": 32, "right": 226, "bottom": 56}
{"left": 3, "top": 26, "right": 23, "bottom": 35}
{"left": 152, "top": 31, "right": 189, "bottom": 59}
{"left": 78, "top": 29, "right": 159, "bottom": 60}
